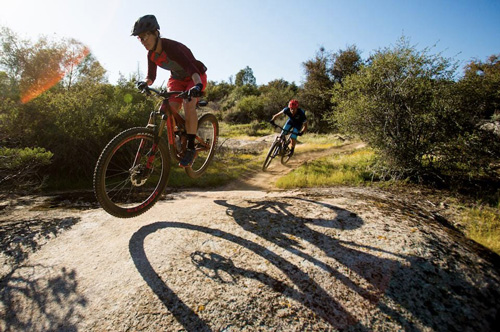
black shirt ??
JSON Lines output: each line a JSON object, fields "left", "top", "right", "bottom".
{"left": 283, "top": 107, "right": 307, "bottom": 129}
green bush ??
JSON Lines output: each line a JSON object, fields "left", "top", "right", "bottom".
{"left": 331, "top": 37, "right": 460, "bottom": 180}
{"left": 0, "top": 80, "right": 156, "bottom": 186}
{"left": 0, "top": 147, "right": 53, "bottom": 191}
{"left": 238, "top": 95, "right": 264, "bottom": 119}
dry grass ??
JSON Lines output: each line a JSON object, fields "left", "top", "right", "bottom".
{"left": 462, "top": 205, "right": 500, "bottom": 255}
{"left": 276, "top": 149, "right": 376, "bottom": 188}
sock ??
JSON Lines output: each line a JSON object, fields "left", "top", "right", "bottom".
{"left": 187, "top": 134, "right": 196, "bottom": 150}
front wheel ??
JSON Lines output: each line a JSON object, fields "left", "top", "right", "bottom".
{"left": 262, "top": 139, "right": 281, "bottom": 171}
{"left": 93, "top": 127, "right": 171, "bottom": 218}
{"left": 185, "top": 113, "right": 219, "bottom": 179}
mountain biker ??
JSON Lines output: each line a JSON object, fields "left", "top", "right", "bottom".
{"left": 132, "top": 14, "right": 207, "bottom": 168}
{"left": 270, "top": 99, "right": 307, "bottom": 156}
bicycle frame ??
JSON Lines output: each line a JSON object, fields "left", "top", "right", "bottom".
{"left": 158, "top": 99, "right": 184, "bottom": 146}
{"left": 161, "top": 100, "right": 213, "bottom": 158}
{"left": 130, "top": 90, "right": 184, "bottom": 174}
{"left": 272, "top": 123, "right": 293, "bottom": 151}
{"left": 134, "top": 88, "right": 212, "bottom": 172}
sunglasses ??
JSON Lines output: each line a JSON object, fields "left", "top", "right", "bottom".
{"left": 137, "top": 34, "right": 152, "bottom": 42}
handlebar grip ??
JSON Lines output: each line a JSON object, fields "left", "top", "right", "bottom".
{"left": 138, "top": 87, "right": 151, "bottom": 96}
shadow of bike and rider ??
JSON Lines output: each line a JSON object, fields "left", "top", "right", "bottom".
{"left": 128, "top": 196, "right": 499, "bottom": 331}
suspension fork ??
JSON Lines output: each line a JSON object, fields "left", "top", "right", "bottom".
{"left": 132, "top": 103, "right": 169, "bottom": 170}
{"left": 272, "top": 136, "right": 282, "bottom": 157}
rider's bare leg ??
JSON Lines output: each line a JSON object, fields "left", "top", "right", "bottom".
{"left": 182, "top": 98, "right": 198, "bottom": 135}
{"left": 171, "top": 99, "right": 198, "bottom": 167}
{"left": 288, "top": 138, "right": 296, "bottom": 155}
{"left": 170, "top": 99, "right": 198, "bottom": 139}
{"left": 169, "top": 101, "right": 182, "bottom": 114}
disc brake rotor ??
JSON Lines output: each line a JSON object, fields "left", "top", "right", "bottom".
{"left": 130, "top": 164, "right": 151, "bottom": 186}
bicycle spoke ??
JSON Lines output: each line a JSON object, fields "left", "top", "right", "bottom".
{"left": 94, "top": 128, "right": 171, "bottom": 217}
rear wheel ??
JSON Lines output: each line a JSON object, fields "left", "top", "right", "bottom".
{"left": 281, "top": 145, "right": 292, "bottom": 164}
{"left": 93, "top": 127, "right": 171, "bottom": 218}
{"left": 185, "top": 113, "right": 219, "bottom": 178}
{"left": 262, "top": 139, "right": 281, "bottom": 171}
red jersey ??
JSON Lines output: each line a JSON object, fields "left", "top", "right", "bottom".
{"left": 147, "top": 38, "right": 207, "bottom": 82}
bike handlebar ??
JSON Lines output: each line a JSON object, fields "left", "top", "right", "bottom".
{"left": 140, "top": 86, "right": 189, "bottom": 99}
{"left": 269, "top": 121, "right": 293, "bottom": 135}
{"left": 139, "top": 85, "right": 208, "bottom": 107}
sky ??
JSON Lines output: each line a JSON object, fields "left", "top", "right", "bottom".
{"left": 1, "top": 0, "right": 500, "bottom": 87}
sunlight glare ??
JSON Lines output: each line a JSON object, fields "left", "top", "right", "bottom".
{"left": 20, "top": 45, "right": 90, "bottom": 104}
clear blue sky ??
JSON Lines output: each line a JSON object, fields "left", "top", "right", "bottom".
{"left": 1, "top": 0, "right": 499, "bottom": 86}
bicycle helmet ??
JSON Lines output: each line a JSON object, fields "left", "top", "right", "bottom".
{"left": 288, "top": 99, "right": 299, "bottom": 108}
{"left": 131, "top": 15, "right": 160, "bottom": 36}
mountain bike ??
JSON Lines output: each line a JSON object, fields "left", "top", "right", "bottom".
{"left": 262, "top": 121, "right": 294, "bottom": 171}
{"left": 93, "top": 86, "right": 218, "bottom": 218}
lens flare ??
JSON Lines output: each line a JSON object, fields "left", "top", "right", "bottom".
{"left": 20, "top": 46, "right": 90, "bottom": 104}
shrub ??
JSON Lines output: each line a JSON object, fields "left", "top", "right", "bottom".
{"left": 224, "top": 95, "right": 264, "bottom": 124}
{"left": 331, "top": 37, "right": 459, "bottom": 180}
{"left": 0, "top": 147, "right": 53, "bottom": 191}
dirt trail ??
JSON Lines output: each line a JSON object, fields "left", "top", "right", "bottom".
{"left": 1, "top": 142, "right": 499, "bottom": 331}
{"left": 221, "top": 142, "right": 366, "bottom": 191}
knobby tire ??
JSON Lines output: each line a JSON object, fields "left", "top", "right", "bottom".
{"left": 262, "top": 139, "right": 280, "bottom": 171}
{"left": 93, "top": 127, "right": 171, "bottom": 218}
{"left": 185, "top": 113, "right": 219, "bottom": 179}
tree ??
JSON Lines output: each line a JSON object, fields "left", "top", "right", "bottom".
{"left": 227, "top": 95, "right": 265, "bottom": 123}
{"left": 204, "top": 80, "right": 234, "bottom": 102}
{"left": 18, "top": 38, "right": 68, "bottom": 102}
{"left": 445, "top": 55, "right": 500, "bottom": 177}
{"left": 64, "top": 49, "right": 107, "bottom": 88}
{"left": 260, "top": 79, "right": 298, "bottom": 119}
{"left": 235, "top": 66, "right": 257, "bottom": 87}
{"left": 0, "top": 27, "right": 26, "bottom": 81}
{"left": 218, "top": 67, "right": 260, "bottom": 119}
{"left": 0, "top": 70, "right": 17, "bottom": 99}
{"left": 460, "top": 54, "right": 500, "bottom": 119}
{"left": 299, "top": 47, "right": 335, "bottom": 132}
{"left": 0, "top": 27, "right": 159, "bottom": 190}
{"left": 331, "top": 44, "right": 363, "bottom": 84}
{"left": 0, "top": 27, "right": 98, "bottom": 102}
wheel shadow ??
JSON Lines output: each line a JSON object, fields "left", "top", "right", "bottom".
{"left": 214, "top": 196, "right": 500, "bottom": 331}
{"left": 129, "top": 220, "right": 364, "bottom": 331}
{"left": 129, "top": 197, "right": 500, "bottom": 331}
{"left": 215, "top": 197, "right": 401, "bottom": 307}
